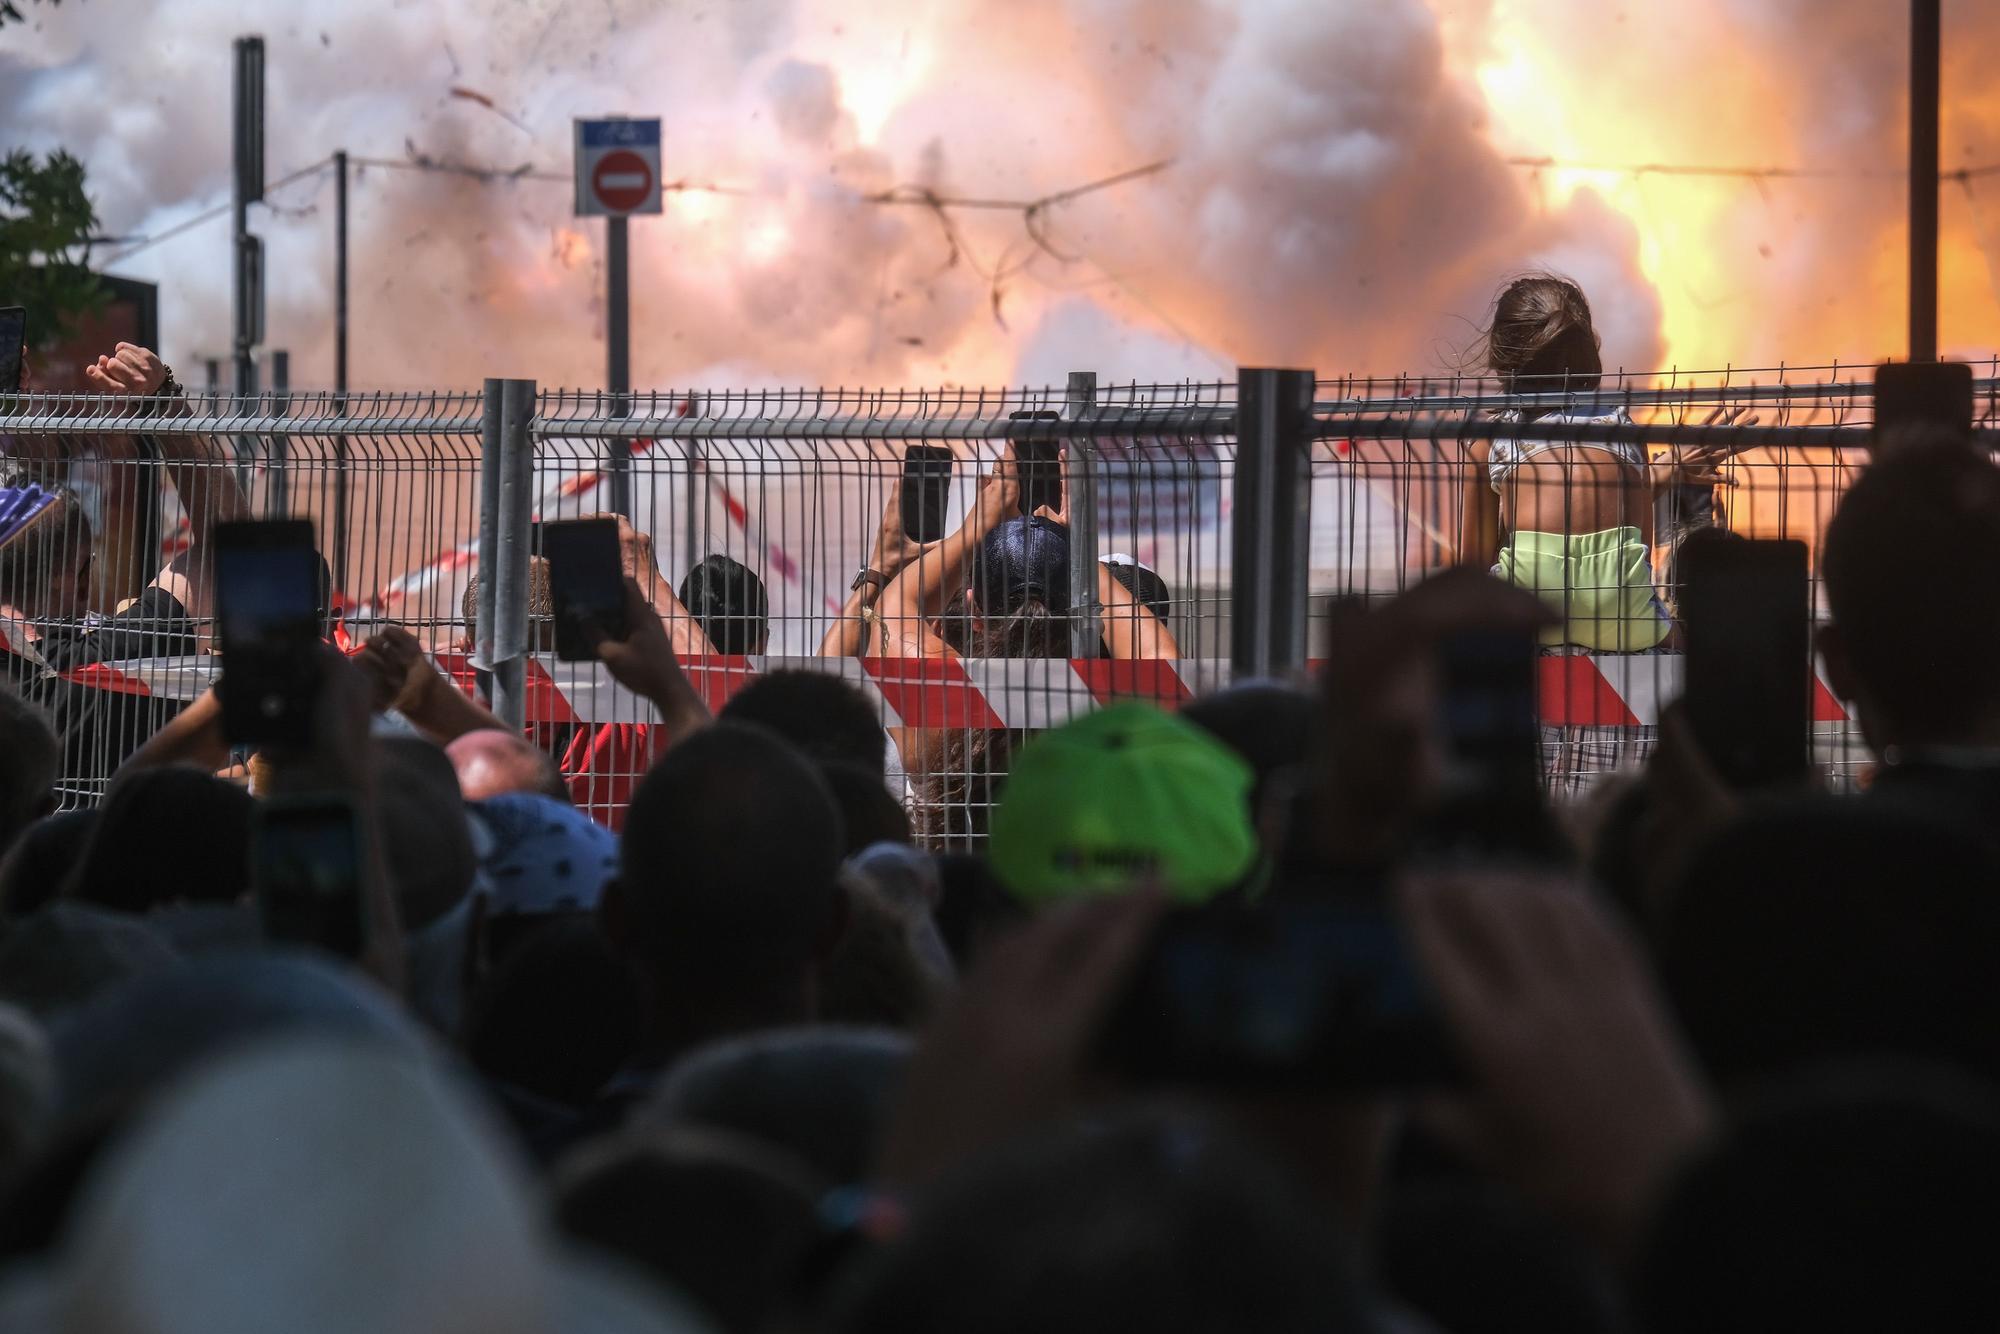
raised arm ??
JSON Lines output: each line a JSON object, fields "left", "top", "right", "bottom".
{"left": 578, "top": 511, "right": 719, "bottom": 659}
{"left": 589, "top": 578, "right": 711, "bottom": 741}
{"left": 875, "top": 448, "right": 1019, "bottom": 660}
{"left": 1096, "top": 561, "right": 1179, "bottom": 660}
{"left": 86, "top": 345, "right": 250, "bottom": 634}
{"left": 354, "top": 623, "right": 508, "bottom": 743}
{"left": 821, "top": 481, "right": 928, "bottom": 657}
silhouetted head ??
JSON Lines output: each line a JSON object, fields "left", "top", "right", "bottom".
{"left": 1635, "top": 1066, "right": 2000, "bottom": 1334}
{"left": 719, "top": 671, "right": 888, "bottom": 777}
{"left": 826, "top": 1113, "right": 1373, "bottom": 1334}
{"left": 679, "top": 555, "right": 769, "bottom": 655}
{"left": 555, "top": 1125, "right": 824, "bottom": 1334}
{"left": 63, "top": 771, "right": 255, "bottom": 915}
{"left": 644, "top": 1025, "right": 911, "bottom": 1187}
{"left": 1658, "top": 798, "right": 2000, "bottom": 1090}
{"left": 1821, "top": 437, "right": 2000, "bottom": 751}
{"left": 606, "top": 723, "right": 844, "bottom": 1042}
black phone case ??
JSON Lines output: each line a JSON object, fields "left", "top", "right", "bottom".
{"left": 901, "top": 448, "right": 954, "bottom": 545}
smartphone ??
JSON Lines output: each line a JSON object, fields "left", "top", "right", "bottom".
{"left": 216, "top": 519, "right": 322, "bottom": 747}
{"left": 540, "top": 517, "right": 627, "bottom": 661}
{"left": 1102, "top": 896, "right": 1460, "bottom": 1090}
{"left": 1007, "top": 411, "right": 1064, "bottom": 518}
{"left": 1680, "top": 537, "right": 1811, "bottom": 790}
{"left": 1875, "top": 361, "right": 1973, "bottom": 444}
{"left": 901, "top": 445, "right": 954, "bottom": 545}
{"left": 253, "top": 796, "right": 366, "bottom": 959}
{"left": 0, "top": 306, "right": 25, "bottom": 394}
{"left": 1418, "top": 630, "right": 1562, "bottom": 861}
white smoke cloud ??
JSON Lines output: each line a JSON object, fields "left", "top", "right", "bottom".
{"left": 0, "top": 0, "right": 1721, "bottom": 391}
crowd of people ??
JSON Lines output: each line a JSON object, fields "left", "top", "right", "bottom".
{"left": 2, "top": 289, "right": 1999, "bottom": 1331}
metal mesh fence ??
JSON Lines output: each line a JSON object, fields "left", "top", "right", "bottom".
{"left": 1309, "top": 361, "right": 2000, "bottom": 795}
{"left": 519, "top": 379, "right": 1234, "bottom": 838}
{"left": 6, "top": 363, "right": 1997, "bottom": 837}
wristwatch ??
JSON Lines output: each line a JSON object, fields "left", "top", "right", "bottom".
{"left": 851, "top": 567, "right": 890, "bottom": 594}
{"left": 153, "top": 368, "right": 184, "bottom": 399}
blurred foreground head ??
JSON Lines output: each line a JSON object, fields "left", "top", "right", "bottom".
{"left": 1636, "top": 1067, "right": 2000, "bottom": 1334}
{"left": 827, "top": 1113, "right": 1373, "bottom": 1334}
{"left": 448, "top": 729, "right": 568, "bottom": 804}
{"left": 1658, "top": 798, "right": 2000, "bottom": 1091}
{"left": 608, "top": 723, "right": 844, "bottom": 1048}
{"left": 43, "top": 1037, "right": 718, "bottom": 1334}
{"left": 1822, "top": 437, "right": 2000, "bottom": 752}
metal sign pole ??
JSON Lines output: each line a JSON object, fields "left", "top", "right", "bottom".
{"left": 332, "top": 148, "right": 351, "bottom": 592}
{"left": 1910, "top": 0, "right": 1941, "bottom": 363}
{"left": 607, "top": 213, "right": 632, "bottom": 518}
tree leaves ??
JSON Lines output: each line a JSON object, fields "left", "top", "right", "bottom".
{"left": 0, "top": 148, "right": 107, "bottom": 343}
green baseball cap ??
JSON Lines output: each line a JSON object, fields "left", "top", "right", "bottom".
{"left": 989, "top": 702, "right": 1259, "bottom": 905}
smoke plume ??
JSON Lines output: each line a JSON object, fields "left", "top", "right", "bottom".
{"left": 3, "top": 0, "right": 1997, "bottom": 389}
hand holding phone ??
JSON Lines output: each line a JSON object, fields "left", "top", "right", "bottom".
{"left": 1418, "top": 629, "right": 1563, "bottom": 862}
{"left": 254, "top": 795, "right": 367, "bottom": 959}
{"left": 540, "top": 518, "right": 629, "bottom": 661}
{"left": 1101, "top": 893, "right": 1461, "bottom": 1090}
{"left": 216, "top": 519, "right": 323, "bottom": 747}
{"left": 901, "top": 445, "right": 955, "bottom": 545}
{"left": 1679, "top": 536, "right": 1810, "bottom": 789}
{"left": 1007, "top": 411, "right": 1065, "bottom": 518}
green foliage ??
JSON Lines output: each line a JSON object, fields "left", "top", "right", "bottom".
{"left": 0, "top": 148, "right": 106, "bottom": 343}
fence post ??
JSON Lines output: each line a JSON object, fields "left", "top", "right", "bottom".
{"left": 490, "top": 378, "right": 538, "bottom": 730}
{"left": 266, "top": 349, "right": 289, "bottom": 518}
{"left": 1065, "top": 370, "right": 1100, "bottom": 659}
{"left": 1231, "top": 367, "right": 1314, "bottom": 678}
{"left": 477, "top": 379, "right": 504, "bottom": 697}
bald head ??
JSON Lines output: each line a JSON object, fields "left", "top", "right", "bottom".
{"left": 446, "top": 730, "right": 567, "bottom": 805}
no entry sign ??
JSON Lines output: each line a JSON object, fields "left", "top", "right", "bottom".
{"left": 574, "top": 118, "right": 662, "bottom": 217}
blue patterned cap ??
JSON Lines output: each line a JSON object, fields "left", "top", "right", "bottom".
{"left": 468, "top": 793, "right": 619, "bottom": 915}
{"left": 0, "top": 482, "right": 61, "bottom": 551}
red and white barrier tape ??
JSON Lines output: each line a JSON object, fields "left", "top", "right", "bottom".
{"left": 0, "top": 640, "right": 1857, "bottom": 730}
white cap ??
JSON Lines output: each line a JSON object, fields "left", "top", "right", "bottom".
{"left": 58, "top": 1039, "right": 551, "bottom": 1334}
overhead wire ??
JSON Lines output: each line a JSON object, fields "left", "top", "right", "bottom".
{"left": 95, "top": 157, "right": 334, "bottom": 266}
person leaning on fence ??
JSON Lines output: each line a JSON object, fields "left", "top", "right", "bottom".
{"left": 1820, "top": 430, "right": 2000, "bottom": 846}
{"left": 0, "top": 344, "right": 249, "bottom": 671}
{"left": 1457, "top": 275, "right": 1753, "bottom": 653}
{"left": 863, "top": 445, "right": 1177, "bottom": 845}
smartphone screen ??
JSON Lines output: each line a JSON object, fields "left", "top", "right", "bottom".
{"left": 0, "top": 307, "right": 25, "bottom": 395}
{"left": 1680, "top": 537, "right": 1811, "bottom": 790}
{"left": 254, "top": 798, "right": 366, "bottom": 959}
{"left": 1419, "top": 630, "right": 1560, "bottom": 861}
{"left": 1007, "top": 411, "right": 1064, "bottom": 518}
{"left": 1437, "top": 630, "right": 1540, "bottom": 795}
{"left": 901, "top": 445, "right": 954, "bottom": 545}
{"left": 540, "top": 517, "right": 627, "bottom": 662}
{"left": 216, "top": 519, "right": 321, "bottom": 747}
{"left": 1875, "top": 361, "right": 1973, "bottom": 444}
{"left": 1103, "top": 897, "right": 1460, "bottom": 1090}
